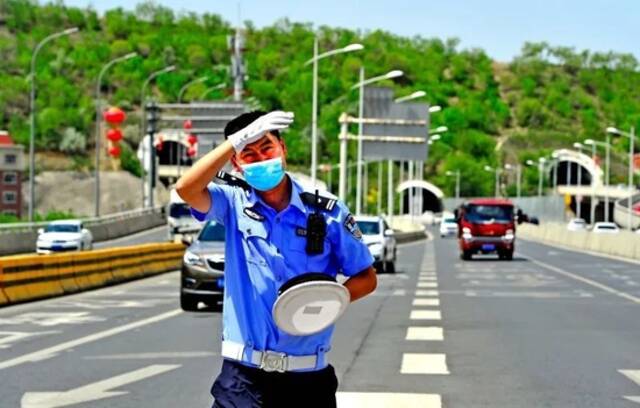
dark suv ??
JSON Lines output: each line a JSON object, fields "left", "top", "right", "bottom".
{"left": 180, "top": 221, "right": 225, "bottom": 311}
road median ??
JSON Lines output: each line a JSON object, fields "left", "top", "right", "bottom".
{"left": 0, "top": 242, "right": 185, "bottom": 306}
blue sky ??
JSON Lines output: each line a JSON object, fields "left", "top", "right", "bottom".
{"left": 63, "top": 0, "right": 639, "bottom": 62}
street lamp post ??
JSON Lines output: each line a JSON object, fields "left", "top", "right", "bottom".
{"left": 200, "top": 83, "right": 226, "bottom": 100}
{"left": 178, "top": 76, "right": 209, "bottom": 103}
{"left": 306, "top": 40, "right": 363, "bottom": 185}
{"left": 573, "top": 142, "right": 585, "bottom": 220}
{"left": 140, "top": 65, "right": 176, "bottom": 208}
{"left": 28, "top": 27, "right": 79, "bottom": 222}
{"left": 446, "top": 170, "right": 461, "bottom": 201}
{"left": 484, "top": 165, "right": 501, "bottom": 198}
{"left": 526, "top": 158, "right": 546, "bottom": 198}
{"left": 94, "top": 52, "right": 138, "bottom": 217}
{"left": 352, "top": 68, "right": 404, "bottom": 215}
{"left": 504, "top": 164, "right": 521, "bottom": 200}
{"left": 585, "top": 138, "right": 611, "bottom": 222}
{"left": 607, "top": 126, "right": 637, "bottom": 229}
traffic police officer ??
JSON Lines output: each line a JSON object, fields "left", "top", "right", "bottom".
{"left": 176, "top": 110, "right": 377, "bottom": 407}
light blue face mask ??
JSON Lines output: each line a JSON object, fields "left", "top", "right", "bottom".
{"left": 240, "top": 156, "right": 285, "bottom": 191}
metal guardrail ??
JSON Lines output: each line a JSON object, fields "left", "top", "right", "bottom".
{"left": 0, "top": 206, "right": 164, "bottom": 234}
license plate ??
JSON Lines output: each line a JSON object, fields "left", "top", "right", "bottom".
{"left": 52, "top": 245, "right": 63, "bottom": 251}
{"left": 481, "top": 244, "right": 496, "bottom": 251}
{"left": 216, "top": 277, "right": 225, "bottom": 289}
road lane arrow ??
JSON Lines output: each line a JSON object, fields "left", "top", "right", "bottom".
{"left": 21, "top": 364, "right": 180, "bottom": 408}
{"left": 620, "top": 370, "right": 640, "bottom": 404}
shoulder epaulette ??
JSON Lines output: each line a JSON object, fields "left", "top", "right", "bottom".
{"left": 299, "top": 192, "right": 338, "bottom": 212}
{"left": 215, "top": 171, "right": 250, "bottom": 192}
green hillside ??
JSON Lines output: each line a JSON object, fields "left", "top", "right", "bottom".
{"left": 1, "top": 0, "right": 639, "bottom": 204}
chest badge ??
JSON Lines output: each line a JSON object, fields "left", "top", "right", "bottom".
{"left": 243, "top": 207, "right": 265, "bottom": 222}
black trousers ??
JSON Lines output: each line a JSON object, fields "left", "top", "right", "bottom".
{"left": 211, "top": 359, "right": 338, "bottom": 408}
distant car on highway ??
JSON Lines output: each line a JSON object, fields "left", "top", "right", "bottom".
{"left": 167, "top": 188, "right": 202, "bottom": 242}
{"left": 36, "top": 220, "right": 93, "bottom": 254}
{"left": 592, "top": 222, "right": 620, "bottom": 234}
{"left": 180, "top": 220, "right": 225, "bottom": 311}
{"left": 567, "top": 218, "right": 588, "bottom": 231}
{"left": 439, "top": 217, "right": 459, "bottom": 237}
{"left": 355, "top": 215, "right": 397, "bottom": 273}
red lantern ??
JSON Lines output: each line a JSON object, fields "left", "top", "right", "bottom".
{"left": 103, "top": 107, "right": 126, "bottom": 125}
{"left": 108, "top": 145, "right": 121, "bottom": 157}
{"left": 106, "top": 128, "right": 123, "bottom": 142}
{"left": 183, "top": 119, "right": 193, "bottom": 130}
{"left": 187, "top": 134, "right": 197, "bottom": 146}
{"left": 187, "top": 145, "right": 197, "bottom": 157}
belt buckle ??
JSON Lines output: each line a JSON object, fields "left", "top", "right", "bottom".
{"left": 260, "top": 350, "right": 288, "bottom": 373}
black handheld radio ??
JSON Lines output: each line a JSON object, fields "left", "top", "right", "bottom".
{"left": 305, "top": 190, "right": 327, "bottom": 255}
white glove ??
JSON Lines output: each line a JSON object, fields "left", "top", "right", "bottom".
{"left": 228, "top": 111, "right": 294, "bottom": 153}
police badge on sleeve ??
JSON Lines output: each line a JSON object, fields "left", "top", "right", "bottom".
{"left": 343, "top": 214, "right": 363, "bottom": 240}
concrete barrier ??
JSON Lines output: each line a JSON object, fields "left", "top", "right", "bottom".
{"left": 518, "top": 223, "right": 640, "bottom": 261}
{"left": 0, "top": 242, "right": 185, "bottom": 306}
{"left": 0, "top": 207, "right": 167, "bottom": 256}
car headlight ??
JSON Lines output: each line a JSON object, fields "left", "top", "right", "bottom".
{"left": 367, "top": 243, "right": 383, "bottom": 256}
{"left": 502, "top": 229, "right": 514, "bottom": 241}
{"left": 183, "top": 250, "right": 205, "bottom": 267}
{"left": 462, "top": 227, "right": 473, "bottom": 240}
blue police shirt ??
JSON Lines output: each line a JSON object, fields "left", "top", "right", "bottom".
{"left": 190, "top": 174, "right": 374, "bottom": 366}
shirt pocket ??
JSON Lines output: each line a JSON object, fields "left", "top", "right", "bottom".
{"left": 287, "top": 236, "right": 331, "bottom": 273}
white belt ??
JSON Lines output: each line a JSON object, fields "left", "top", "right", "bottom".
{"left": 221, "top": 340, "right": 322, "bottom": 373}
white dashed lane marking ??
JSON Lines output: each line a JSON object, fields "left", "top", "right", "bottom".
{"left": 405, "top": 327, "right": 444, "bottom": 341}
{"left": 410, "top": 310, "right": 442, "bottom": 320}
{"left": 417, "top": 282, "right": 438, "bottom": 288}
{"left": 400, "top": 353, "right": 450, "bottom": 374}
{"left": 412, "top": 298, "right": 440, "bottom": 306}
{"left": 415, "top": 290, "right": 439, "bottom": 297}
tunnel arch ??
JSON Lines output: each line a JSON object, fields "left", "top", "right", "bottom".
{"left": 396, "top": 180, "right": 444, "bottom": 213}
{"left": 549, "top": 149, "right": 603, "bottom": 187}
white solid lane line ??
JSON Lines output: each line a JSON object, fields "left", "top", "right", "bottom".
{"left": 401, "top": 353, "right": 450, "bottom": 374}
{"left": 413, "top": 298, "right": 440, "bottom": 306}
{"left": 522, "top": 255, "right": 640, "bottom": 305}
{"left": 415, "top": 290, "right": 439, "bottom": 297}
{"left": 0, "top": 309, "right": 182, "bottom": 370}
{"left": 410, "top": 310, "right": 442, "bottom": 320}
{"left": 406, "top": 327, "right": 444, "bottom": 341}
{"left": 337, "top": 392, "right": 441, "bottom": 408}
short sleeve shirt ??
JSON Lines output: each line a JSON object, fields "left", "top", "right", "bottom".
{"left": 190, "top": 174, "right": 373, "bottom": 360}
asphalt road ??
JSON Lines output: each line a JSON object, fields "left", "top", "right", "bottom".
{"left": 1, "top": 235, "right": 639, "bottom": 407}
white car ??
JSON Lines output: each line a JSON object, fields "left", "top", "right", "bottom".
{"left": 439, "top": 217, "right": 459, "bottom": 237}
{"left": 567, "top": 218, "right": 587, "bottom": 231}
{"left": 36, "top": 220, "right": 93, "bottom": 254}
{"left": 592, "top": 222, "right": 620, "bottom": 234}
{"left": 355, "top": 215, "right": 397, "bottom": 273}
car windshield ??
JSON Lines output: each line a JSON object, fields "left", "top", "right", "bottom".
{"left": 44, "top": 224, "right": 79, "bottom": 233}
{"left": 572, "top": 220, "right": 586, "bottom": 224}
{"left": 169, "top": 203, "right": 192, "bottom": 218}
{"left": 198, "top": 222, "right": 225, "bottom": 241}
{"left": 357, "top": 221, "right": 380, "bottom": 235}
{"left": 444, "top": 218, "right": 456, "bottom": 223}
{"left": 464, "top": 205, "right": 513, "bottom": 223}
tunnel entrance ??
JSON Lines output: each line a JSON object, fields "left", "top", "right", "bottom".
{"left": 550, "top": 161, "right": 593, "bottom": 186}
{"left": 397, "top": 180, "right": 444, "bottom": 215}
